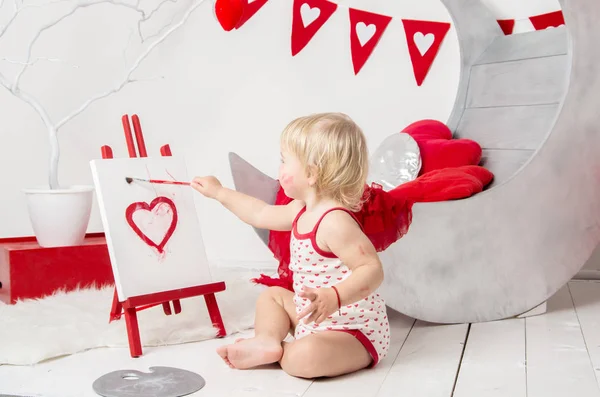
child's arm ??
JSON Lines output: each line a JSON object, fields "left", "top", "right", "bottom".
{"left": 191, "top": 176, "right": 303, "bottom": 231}
{"left": 297, "top": 211, "right": 384, "bottom": 324}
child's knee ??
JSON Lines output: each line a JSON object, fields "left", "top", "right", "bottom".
{"left": 259, "top": 286, "right": 292, "bottom": 305}
{"left": 280, "top": 340, "right": 322, "bottom": 379}
{"left": 260, "top": 286, "right": 286, "bottom": 299}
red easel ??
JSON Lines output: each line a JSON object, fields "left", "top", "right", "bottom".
{"left": 101, "top": 114, "right": 227, "bottom": 358}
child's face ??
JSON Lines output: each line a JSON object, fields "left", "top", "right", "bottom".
{"left": 279, "top": 149, "right": 312, "bottom": 200}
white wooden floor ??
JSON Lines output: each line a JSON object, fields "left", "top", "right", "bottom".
{"left": 2, "top": 280, "right": 600, "bottom": 397}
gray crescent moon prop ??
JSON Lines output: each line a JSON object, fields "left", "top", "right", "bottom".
{"left": 228, "top": 0, "right": 600, "bottom": 323}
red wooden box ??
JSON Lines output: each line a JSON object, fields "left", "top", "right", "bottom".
{"left": 0, "top": 233, "right": 114, "bottom": 304}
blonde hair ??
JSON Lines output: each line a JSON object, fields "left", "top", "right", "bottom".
{"left": 280, "top": 112, "right": 369, "bottom": 212}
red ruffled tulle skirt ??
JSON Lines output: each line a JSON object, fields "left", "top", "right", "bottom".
{"left": 252, "top": 183, "right": 414, "bottom": 291}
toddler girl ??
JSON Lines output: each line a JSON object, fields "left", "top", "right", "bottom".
{"left": 191, "top": 112, "right": 390, "bottom": 379}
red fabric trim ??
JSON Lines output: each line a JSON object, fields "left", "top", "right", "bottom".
{"left": 291, "top": 206, "right": 308, "bottom": 237}
{"left": 335, "top": 329, "right": 379, "bottom": 368}
{"left": 310, "top": 234, "right": 337, "bottom": 258}
{"left": 313, "top": 237, "right": 337, "bottom": 258}
{"left": 292, "top": 207, "right": 363, "bottom": 259}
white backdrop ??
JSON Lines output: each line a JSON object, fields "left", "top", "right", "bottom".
{"left": 0, "top": 0, "right": 563, "bottom": 269}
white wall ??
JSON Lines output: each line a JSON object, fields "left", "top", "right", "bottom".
{"left": 0, "top": 0, "right": 460, "bottom": 268}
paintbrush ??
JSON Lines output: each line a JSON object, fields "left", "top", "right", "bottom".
{"left": 125, "top": 177, "right": 190, "bottom": 186}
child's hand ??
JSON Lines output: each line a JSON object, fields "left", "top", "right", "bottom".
{"left": 297, "top": 286, "right": 339, "bottom": 325}
{"left": 191, "top": 176, "right": 223, "bottom": 199}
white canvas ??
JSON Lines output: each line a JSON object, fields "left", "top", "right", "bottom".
{"left": 89, "top": 156, "right": 212, "bottom": 300}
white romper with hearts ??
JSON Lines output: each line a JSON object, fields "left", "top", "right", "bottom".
{"left": 288, "top": 206, "right": 390, "bottom": 366}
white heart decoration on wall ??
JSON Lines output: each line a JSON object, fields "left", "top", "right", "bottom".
{"left": 300, "top": 3, "right": 320, "bottom": 28}
{"left": 414, "top": 32, "right": 435, "bottom": 56}
{"left": 356, "top": 22, "right": 376, "bottom": 46}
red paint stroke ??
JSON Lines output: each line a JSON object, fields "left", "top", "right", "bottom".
{"left": 125, "top": 196, "right": 178, "bottom": 254}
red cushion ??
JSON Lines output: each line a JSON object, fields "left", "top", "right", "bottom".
{"left": 402, "top": 119, "right": 482, "bottom": 175}
{"left": 391, "top": 165, "right": 494, "bottom": 203}
{"left": 417, "top": 138, "right": 482, "bottom": 175}
{"left": 402, "top": 119, "right": 452, "bottom": 140}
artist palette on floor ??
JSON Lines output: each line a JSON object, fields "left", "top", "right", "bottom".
{"left": 92, "top": 366, "right": 205, "bottom": 397}
{"left": 90, "top": 156, "right": 211, "bottom": 300}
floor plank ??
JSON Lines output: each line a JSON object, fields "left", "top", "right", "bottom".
{"left": 300, "top": 309, "right": 415, "bottom": 397}
{"left": 526, "top": 285, "right": 600, "bottom": 397}
{"left": 568, "top": 280, "right": 600, "bottom": 388}
{"left": 453, "top": 319, "right": 526, "bottom": 397}
{"left": 376, "top": 321, "right": 468, "bottom": 397}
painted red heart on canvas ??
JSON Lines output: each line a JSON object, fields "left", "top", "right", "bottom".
{"left": 125, "top": 196, "right": 178, "bottom": 254}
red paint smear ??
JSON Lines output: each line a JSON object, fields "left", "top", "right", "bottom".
{"left": 125, "top": 196, "right": 178, "bottom": 254}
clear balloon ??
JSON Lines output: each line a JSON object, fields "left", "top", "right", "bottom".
{"left": 368, "top": 133, "right": 422, "bottom": 191}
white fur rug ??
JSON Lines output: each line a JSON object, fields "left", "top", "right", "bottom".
{"left": 0, "top": 267, "right": 266, "bottom": 366}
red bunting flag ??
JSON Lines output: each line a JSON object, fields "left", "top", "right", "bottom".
{"left": 529, "top": 10, "right": 565, "bottom": 30}
{"left": 497, "top": 19, "right": 515, "bottom": 35}
{"left": 291, "top": 0, "right": 338, "bottom": 56}
{"left": 235, "top": 0, "right": 269, "bottom": 29}
{"left": 401, "top": 19, "right": 451, "bottom": 86}
{"left": 348, "top": 8, "right": 392, "bottom": 75}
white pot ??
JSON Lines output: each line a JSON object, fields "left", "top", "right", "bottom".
{"left": 23, "top": 185, "right": 95, "bottom": 248}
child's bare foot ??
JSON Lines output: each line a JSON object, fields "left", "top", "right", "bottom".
{"left": 216, "top": 337, "right": 246, "bottom": 368}
{"left": 216, "top": 345, "right": 234, "bottom": 368}
{"left": 217, "top": 336, "right": 283, "bottom": 370}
